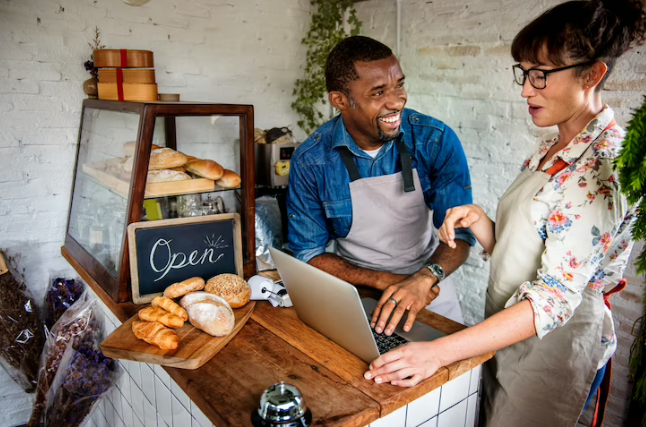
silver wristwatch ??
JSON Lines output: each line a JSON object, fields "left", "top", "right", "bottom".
{"left": 426, "top": 263, "right": 445, "bottom": 282}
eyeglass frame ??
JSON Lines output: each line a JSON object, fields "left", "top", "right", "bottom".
{"left": 512, "top": 61, "right": 596, "bottom": 89}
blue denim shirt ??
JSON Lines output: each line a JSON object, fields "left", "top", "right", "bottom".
{"left": 287, "top": 108, "right": 476, "bottom": 263}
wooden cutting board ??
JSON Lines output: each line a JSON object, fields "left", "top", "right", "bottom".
{"left": 101, "top": 301, "right": 255, "bottom": 369}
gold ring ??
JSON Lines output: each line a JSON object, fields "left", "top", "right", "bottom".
{"left": 388, "top": 297, "right": 398, "bottom": 306}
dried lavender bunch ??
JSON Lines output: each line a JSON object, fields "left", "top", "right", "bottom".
{"left": 44, "top": 278, "right": 85, "bottom": 330}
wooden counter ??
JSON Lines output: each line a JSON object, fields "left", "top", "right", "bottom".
{"left": 63, "top": 247, "right": 494, "bottom": 427}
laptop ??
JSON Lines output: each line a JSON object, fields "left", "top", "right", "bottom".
{"left": 269, "top": 247, "right": 446, "bottom": 363}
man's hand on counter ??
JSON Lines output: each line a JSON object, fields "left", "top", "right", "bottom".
{"left": 370, "top": 269, "right": 440, "bottom": 336}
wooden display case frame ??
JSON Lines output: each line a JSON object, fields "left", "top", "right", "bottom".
{"left": 63, "top": 99, "right": 256, "bottom": 303}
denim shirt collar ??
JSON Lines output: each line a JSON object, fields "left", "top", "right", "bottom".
{"left": 330, "top": 115, "right": 403, "bottom": 160}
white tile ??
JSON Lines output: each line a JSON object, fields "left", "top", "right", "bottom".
{"left": 131, "top": 380, "right": 146, "bottom": 425}
{"left": 154, "top": 364, "right": 171, "bottom": 388}
{"left": 105, "top": 320, "right": 116, "bottom": 335}
{"left": 158, "top": 412, "right": 169, "bottom": 427}
{"left": 155, "top": 375, "right": 173, "bottom": 427}
{"left": 370, "top": 404, "right": 407, "bottom": 427}
{"left": 171, "top": 380, "right": 190, "bottom": 410}
{"left": 190, "top": 401, "right": 211, "bottom": 427}
{"left": 437, "top": 399, "right": 467, "bottom": 427}
{"left": 119, "top": 372, "right": 132, "bottom": 402}
{"left": 115, "top": 415, "right": 127, "bottom": 427}
{"left": 129, "top": 361, "right": 143, "bottom": 388}
{"left": 83, "top": 419, "right": 96, "bottom": 427}
{"left": 143, "top": 395, "right": 157, "bottom": 427}
{"left": 105, "top": 400, "right": 116, "bottom": 427}
{"left": 419, "top": 417, "right": 437, "bottom": 427}
{"left": 172, "top": 394, "right": 192, "bottom": 427}
{"left": 121, "top": 394, "right": 134, "bottom": 427}
{"left": 95, "top": 411, "right": 108, "bottom": 427}
{"left": 407, "top": 387, "right": 441, "bottom": 426}
{"left": 465, "top": 393, "right": 478, "bottom": 427}
{"left": 112, "top": 387, "right": 124, "bottom": 418}
{"left": 469, "top": 366, "right": 481, "bottom": 396}
{"left": 133, "top": 414, "right": 145, "bottom": 427}
{"left": 439, "top": 372, "right": 470, "bottom": 413}
{"left": 141, "top": 364, "right": 156, "bottom": 405}
{"left": 191, "top": 418, "right": 203, "bottom": 427}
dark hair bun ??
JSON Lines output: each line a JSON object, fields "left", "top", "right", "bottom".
{"left": 594, "top": 0, "right": 646, "bottom": 48}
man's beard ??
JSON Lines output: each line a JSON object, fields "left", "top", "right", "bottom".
{"left": 377, "top": 123, "right": 400, "bottom": 142}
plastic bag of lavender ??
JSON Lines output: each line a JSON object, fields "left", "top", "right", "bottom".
{"left": 27, "top": 290, "right": 109, "bottom": 427}
{"left": 43, "top": 274, "right": 85, "bottom": 331}
{"left": 43, "top": 344, "right": 117, "bottom": 427}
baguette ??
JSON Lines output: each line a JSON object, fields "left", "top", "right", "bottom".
{"left": 152, "top": 296, "right": 188, "bottom": 321}
{"left": 149, "top": 148, "right": 188, "bottom": 170}
{"left": 132, "top": 321, "right": 179, "bottom": 350}
{"left": 146, "top": 169, "right": 192, "bottom": 183}
{"left": 138, "top": 307, "right": 184, "bottom": 329}
{"left": 185, "top": 159, "right": 224, "bottom": 180}
{"left": 122, "top": 141, "right": 162, "bottom": 157}
{"left": 163, "top": 277, "right": 205, "bottom": 299}
{"left": 215, "top": 169, "right": 241, "bottom": 189}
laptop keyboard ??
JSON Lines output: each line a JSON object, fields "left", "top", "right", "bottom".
{"left": 367, "top": 316, "right": 410, "bottom": 354}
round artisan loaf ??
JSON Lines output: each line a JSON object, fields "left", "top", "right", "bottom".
{"left": 205, "top": 274, "right": 251, "bottom": 308}
{"left": 147, "top": 169, "right": 192, "bottom": 183}
{"left": 215, "top": 169, "right": 241, "bottom": 189}
{"left": 149, "top": 148, "right": 188, "bottom": 170}
{"left": 184, "top": 159, "right": 224, "bottom": 180}
{"left": 163, "top": 277, "right": 205, "bottom": 299}
{"left": 179, "top": 292, "right": 234, "bottom": 337}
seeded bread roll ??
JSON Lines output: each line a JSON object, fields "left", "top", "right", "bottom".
{"left": 146, "top": 169, "right": 192, "bottom": 183}
{"left": 149, "top": 148, "right": 188, "bottom": 170}
{"left": 163, "top": 277, "right": 205, "bottom": 299}
{"left": 184, "top": 159, "right": 224, "bottom": 180}
{"left": 215, "top": 169, "right": 241, "bottom": 189}
{"left": 205, "top": 274, "right": 251, "bottom": 308}
{"left": 179, "top": 292, "right": 235, "bottom": 337}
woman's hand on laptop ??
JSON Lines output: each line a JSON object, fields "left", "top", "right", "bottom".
{"left": 363, "top": 341, "right": 443, "bottom": 387}
{"left": 370, "top": 273, "right": 440, "bottom": 335}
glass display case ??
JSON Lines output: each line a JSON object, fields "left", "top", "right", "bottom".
{"left": 64, "top": 100, "right": 256, "bottom": 302}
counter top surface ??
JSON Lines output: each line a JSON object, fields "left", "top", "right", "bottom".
{"left": 63, "top": 247, "right": 494, "bottom": 427}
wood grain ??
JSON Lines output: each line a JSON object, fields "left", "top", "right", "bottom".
{"left": 101, "top": 301, "right": 255, "bottom": 369}
{"left": 166, "top": 319, "right": 380, "bottom": 427}
{"left": 93, "top": 49, "right": 154, "bottom": 68}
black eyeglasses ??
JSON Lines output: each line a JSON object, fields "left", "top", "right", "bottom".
{"left": 512, "top": 61, "right": 594, "bottom": 89}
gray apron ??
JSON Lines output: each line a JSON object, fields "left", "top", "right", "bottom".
{"left": 483, "top": 162, "right": 606, "bottom": 426}
{"left": 334, "top": 137, "right": 463, "bottom": 323}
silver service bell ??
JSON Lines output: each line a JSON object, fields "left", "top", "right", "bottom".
{"left": 251, "top": 382, "right": 312, "bottom": 427}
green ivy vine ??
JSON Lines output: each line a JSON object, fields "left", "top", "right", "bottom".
{"left": 615, "top": 96, "right": 646, "bottom": 426}
{"left": 292, "top": 0, "right": 362, "bottom": 135}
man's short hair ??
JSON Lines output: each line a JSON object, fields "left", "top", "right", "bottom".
{"left": 325, "top": 36, "right": 393, "bottom": 94}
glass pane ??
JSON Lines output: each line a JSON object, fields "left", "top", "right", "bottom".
{"left": 68, "top": 107, "right": 141, "bottom": 277}
{"left": 142, "top": 115, "right": 242, "bottom": 221}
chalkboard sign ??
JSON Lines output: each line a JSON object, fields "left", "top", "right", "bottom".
{"left": 128, "top": 214, "right": 243, "bottom": 304}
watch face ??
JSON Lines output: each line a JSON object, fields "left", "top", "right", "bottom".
{"left": 428, "top": 264, "right": 444, "bottom": 281}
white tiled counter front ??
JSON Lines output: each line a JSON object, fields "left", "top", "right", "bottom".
{"left": 367, "top": 366, "right": 481, "bottom": 427}
{"left": 82, "top": 286, "right": 217, "bottom": 427}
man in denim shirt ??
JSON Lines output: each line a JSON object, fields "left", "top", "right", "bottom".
{"left": 287, "top": 36, "right": 475, "bottom": 335}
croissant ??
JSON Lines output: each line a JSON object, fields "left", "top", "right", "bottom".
{"left": 152, "top": 296, "right": 189, "bottom": 321}
{"left": 138, "top": 307, "right": 184, "bottom": 329}
{"left": 132, "top": 321, "right": 179, "bottom": 350}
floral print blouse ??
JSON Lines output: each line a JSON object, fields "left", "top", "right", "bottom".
{"left": 505, "top": 106, "right": 635, "bottom": 366}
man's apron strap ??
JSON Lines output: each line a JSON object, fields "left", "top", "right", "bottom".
{"left": 339, "top": 147, "right": 362, "bottom": 182}
{"left": 395, "top": 135, "right": 415, "bottom": 193}
{"left": 338, "top": 135, "right": 416, "bottom": 192}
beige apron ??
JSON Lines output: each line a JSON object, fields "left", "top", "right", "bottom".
{"left": 335, "top": 139, "right": 463, "bottom": 323}
{"left": 483, "top": 167, "right": 606, "bottom": 427}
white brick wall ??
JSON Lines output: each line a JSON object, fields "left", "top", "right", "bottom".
{"left": 354, "top": 1, "right": 646, "bottom": 426}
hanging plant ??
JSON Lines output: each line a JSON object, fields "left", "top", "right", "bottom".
{"left": 292, "top": 0, "right": 362, "bottom": 135}
{"left": 616, "top": 96, "right": 646, "bottom": 426}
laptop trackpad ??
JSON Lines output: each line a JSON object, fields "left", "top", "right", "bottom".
{"left": 361, "top": 298, "right": 446, "bottom": 342}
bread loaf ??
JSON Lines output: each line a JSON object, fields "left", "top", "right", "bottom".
{"left": 205, "top": 274, "right": 251, "bottom": 308}
{"left": 138, "top": 307, "right": 184, "bottom": 329}
{"left": 180, "top": 292, "right": 234, "bottom": 337}
{"left": 169, "top": 165, "right": 187, "bottom": 173}
{"left": 132, "top": 321, "right": 179, "bottom": 350}
{"left": 163, "top": 277, "right": 205, "bottom": 299}
{"left": 152, "top": 296, "right": 188, "bottom": 321}
{"left": 146, "top": 169, "right": 192, "bottom": 183}
{"left": 149, "top": 148, "right": 188, "bottom": 170}
{"left": 123, "top": 141, "right": 161, "bottom": 157}
{"left": 183, "top": 154, "right": 199, "bottom": 163}
{"left": 215, "top": 169, "right": 241, "bottom": 189}
{"left": 185, "top": 159, "right": 224, "bottom": 180}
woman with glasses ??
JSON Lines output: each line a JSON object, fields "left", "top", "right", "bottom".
{"left": 363, "top": 0, "right": 646, "bottom": 425}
